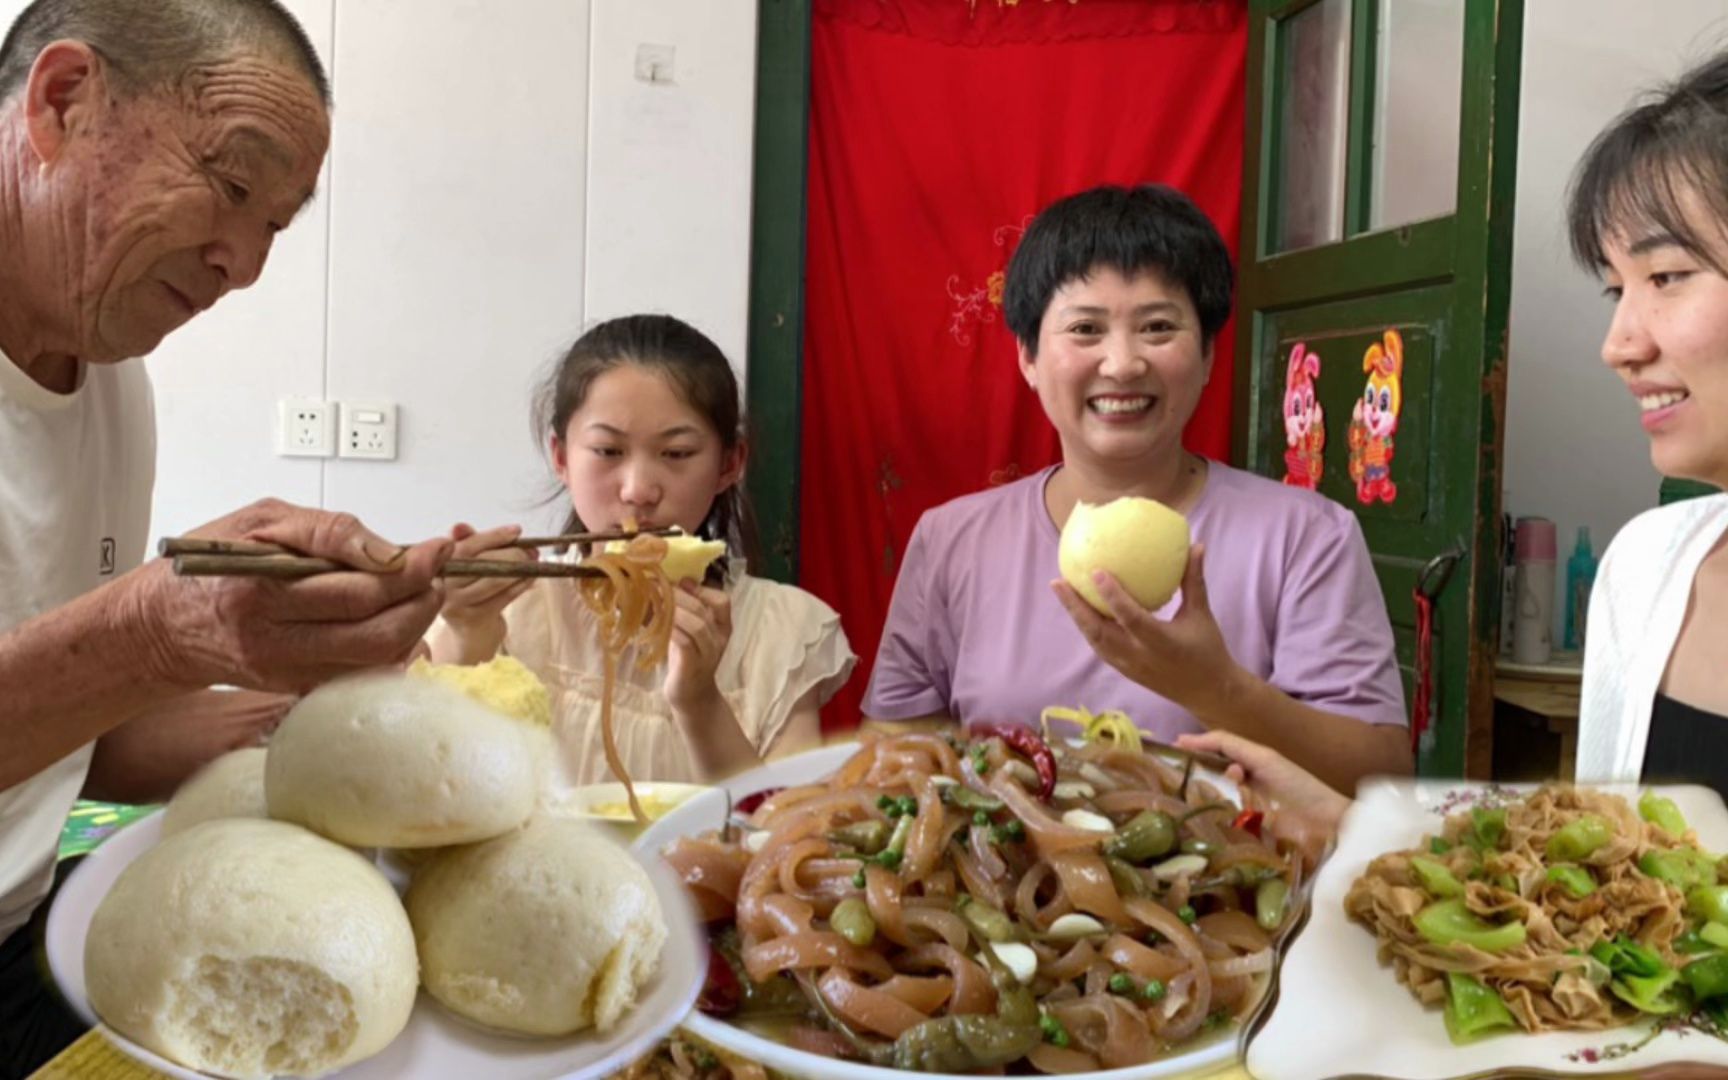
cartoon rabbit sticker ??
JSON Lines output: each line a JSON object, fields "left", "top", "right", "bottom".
{"left": 1281, "top": 342, "right": 1325, "bottom": 490}
{"left": 1347, "top": 329, "right": 1403, "bottom": 505}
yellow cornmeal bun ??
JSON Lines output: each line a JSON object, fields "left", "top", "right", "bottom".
{"left": 407, "top": 654, "right": 551, "bottom": 727}
{"left": 161, "top": 746, "right": 268, "bottom": 837}
{"left": 266, "top": 672, "right": 541, "bottom": 848}
{"left": 1059, "top": 497, "right": 1191, "bottom": 614}
{"left": 84, "top": 818, "right": 417, "bottom": 1079}
{"left": 406, "top": 817, "right": 666, "bottom": 1036}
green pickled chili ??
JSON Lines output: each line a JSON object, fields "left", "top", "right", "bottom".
{"left": 1414, "top": 899, "right": 1527, "bottom": 953}
{"left": 1639, "top": 791, "right": 1689, "bottom": 838}
{"left": 829, "top": 897, "right": 877, "bottom": 947}
{"left": 1544, "top": 864, "right": 1597, "bottom": 899}
{"left": 1684, "top": 954, "right": 1728, "bottom": 1001}
{"left": 1545, "top": 815, "right": 1613, "bottom": 862}
{"left": 1255, "top": 878, "right": 1290, "bottom": 931}
{"left": 1410, "top": 856, "right": 1466, "bottom": 899}
{"left": 1104, "top": 811, "right": 1177, "bottom": 864}
{"left": 1442, "top": 973, "right": 1517, "bottom": 1045}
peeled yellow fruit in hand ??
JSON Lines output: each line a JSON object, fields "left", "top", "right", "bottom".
{"left": 661, "top": 535, "right": 727, "bottom": 584}
{"left": 603, "top": 533, "right": 726, "bottom": 584}
{"left": 1058, "top": 497, "right": 1191, "bottom": 614}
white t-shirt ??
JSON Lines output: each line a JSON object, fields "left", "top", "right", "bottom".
{"left": 1575, "top": 494, "right": 1728, "bottom": 783}
{"left": 0, "top": 352, "right": 155, "bottom": 941}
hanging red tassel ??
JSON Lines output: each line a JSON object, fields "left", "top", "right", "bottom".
{"left": 1410, "top": 588, "right": 1435, "bottom": 753}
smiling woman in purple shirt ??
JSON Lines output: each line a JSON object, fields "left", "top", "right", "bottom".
{"left": 862, "top": 185, "right": 1411, "bottom": 794}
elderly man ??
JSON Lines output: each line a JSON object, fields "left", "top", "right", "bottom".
{"left": 0, "top": 1, "right": 450, "bottom": 1072}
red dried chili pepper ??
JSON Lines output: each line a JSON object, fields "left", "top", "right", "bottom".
{"left": 697, "top": 941, "right": 742, "bottom": 1015}
{"left": 734, "top": 787, "right": 784, "bottom": 816}
{"left": 969, "top": 722, "right": 1057, "bottom": 801}
{"left": 1232, "top": 809, "right": 1264, "bottom": 838}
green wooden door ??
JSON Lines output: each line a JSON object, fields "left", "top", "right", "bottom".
{"left": 1235, "top": 0, "right": 1523, "bottom": 777}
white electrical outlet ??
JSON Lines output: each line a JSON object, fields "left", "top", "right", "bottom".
{"left": 276, "top": 399, "right": 334, "bottom": 457}
{"left": 338, "top": 401, "right": 397, "bottom": 461}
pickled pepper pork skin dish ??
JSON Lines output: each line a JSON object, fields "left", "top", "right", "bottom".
{"left": 661, "top": 726, "right": 1300, "bottom": 1074}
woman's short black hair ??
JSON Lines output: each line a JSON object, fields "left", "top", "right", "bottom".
{"left": 1568, "top": 50, "right": 1728, "bottom": 274}
{"left": 1003, "top": 184, "right": 1235, "bottom": 354}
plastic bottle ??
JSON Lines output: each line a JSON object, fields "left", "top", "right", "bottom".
{"left": 1564, "top": 526, "right": 1598, "bottom": 651}
{"left": 1512, "top": 517, "right": 1556, "bottom": 665}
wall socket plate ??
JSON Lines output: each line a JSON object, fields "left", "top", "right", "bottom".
{"left": 339, "top": 401, "right": 398, "bottom": 461}
{"left": 276, "top": 399, "right": 335, "bottom": 457}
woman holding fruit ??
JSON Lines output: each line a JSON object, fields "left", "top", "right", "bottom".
{"left": 862, "top": 184, "right": 1411, "bottom": 794}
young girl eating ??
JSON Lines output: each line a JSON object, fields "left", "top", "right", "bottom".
{"left": 428, "top": 314, "right": 855, "bottom": 793}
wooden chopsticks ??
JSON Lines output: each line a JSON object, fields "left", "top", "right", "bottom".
{"left": 160, "top": 526, "right": 681, "bottom": 581}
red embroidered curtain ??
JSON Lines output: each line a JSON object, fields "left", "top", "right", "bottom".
{"left": 798, "top": 0, "right": 1247, "bottom": 730}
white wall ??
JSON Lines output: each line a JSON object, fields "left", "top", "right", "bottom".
{"left": 0, "top": 0, "right": 760, "bottom": 544}
{"left": 586, "top": 1, "right": 758, "bottom": 363}
{"left": 1506, "top": 2, "right": 1728, "bottom": 570}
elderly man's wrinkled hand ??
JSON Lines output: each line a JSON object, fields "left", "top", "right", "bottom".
{"left": 440, "top": 522, "right": 536, "bottom": 626}
{"left": 133, "top": 498, "right": 453, "bottom": 691}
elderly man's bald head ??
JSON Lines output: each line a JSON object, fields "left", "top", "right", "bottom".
{"left": 0, "top": 0, "right": 327, "bottom": 106}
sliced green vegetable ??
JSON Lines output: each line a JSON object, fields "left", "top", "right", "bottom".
{"left": 1429, "top": 836, "right": 1453, "bottom": 855}
{"left": 1414, "top": 899, "right": 1527, "bottom": 953}
{"left": 1704, "top": 921, "right": 1728, "bottom": 951}
{"left": 1684, "top": 954, "right": 1728, "bottom": 1001}
{"left": 1610, "top": 968, "right": 1684, "bottom": 1014}
{"left": 1442, "top": 973, "right": 1517, "bottom": 1045}
{"left": 830, "top": 820, "right": 891, "bottom": 854}
{"left": 1590, "top": 936, "right": 1667, "bottom": 979}
{"left": 1641, "top": 849, "right": 1709, "bottom": 891}
{"left": 1674, "top": 929, "right": 1715, "bottom": 955}
{"left": 1640, "top": 791, "right": 1689, "bottom": 838}
{"left": 1545, "top": 815, "right": 1613, "bottom": 862}
{"left": 1691, "top": 885, "right": 1728, "bottom": 926}
{"left": 1544, "top": 864, "right": 1596, "bottom": 898}
{"left": 1410, "top": 856, "right": 1466, "bottom": 899}
{"left": 1466, "top": 807, "right": 1508, "bottom": 853}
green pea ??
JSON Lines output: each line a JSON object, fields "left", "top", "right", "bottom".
{"left": 830, "top": 897, "right": 876, "bottom": 947}
{"left": 1107, "top": 973, "right": 1134, "bottom": 995}
{"left": 973, "top": 810, "right": 990, "bottom": 828}
{"left": 1143, "top": 978, "right": 1167, "bottom": 1001}
{"left": 877, "top": 849, "right": 903, "bottom": 870}
{"left": 1178, "top": 905, "right": 1197, "bottom": 925}
{"left": 1103, "top": 811, "right": 1177, "bottom": 864}
{"left": 851, "top": 868, "right": 867, "bottom": 889}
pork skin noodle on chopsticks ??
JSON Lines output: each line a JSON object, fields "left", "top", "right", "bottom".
{"left": 1346, "top": 785, "right": 1728, "bottom": 1044}
{"left": 659, "top": 725, "right": 1301, "bottom": 1073}
{"left": 579, "top": 532, "right": 676, "bottom": 824}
